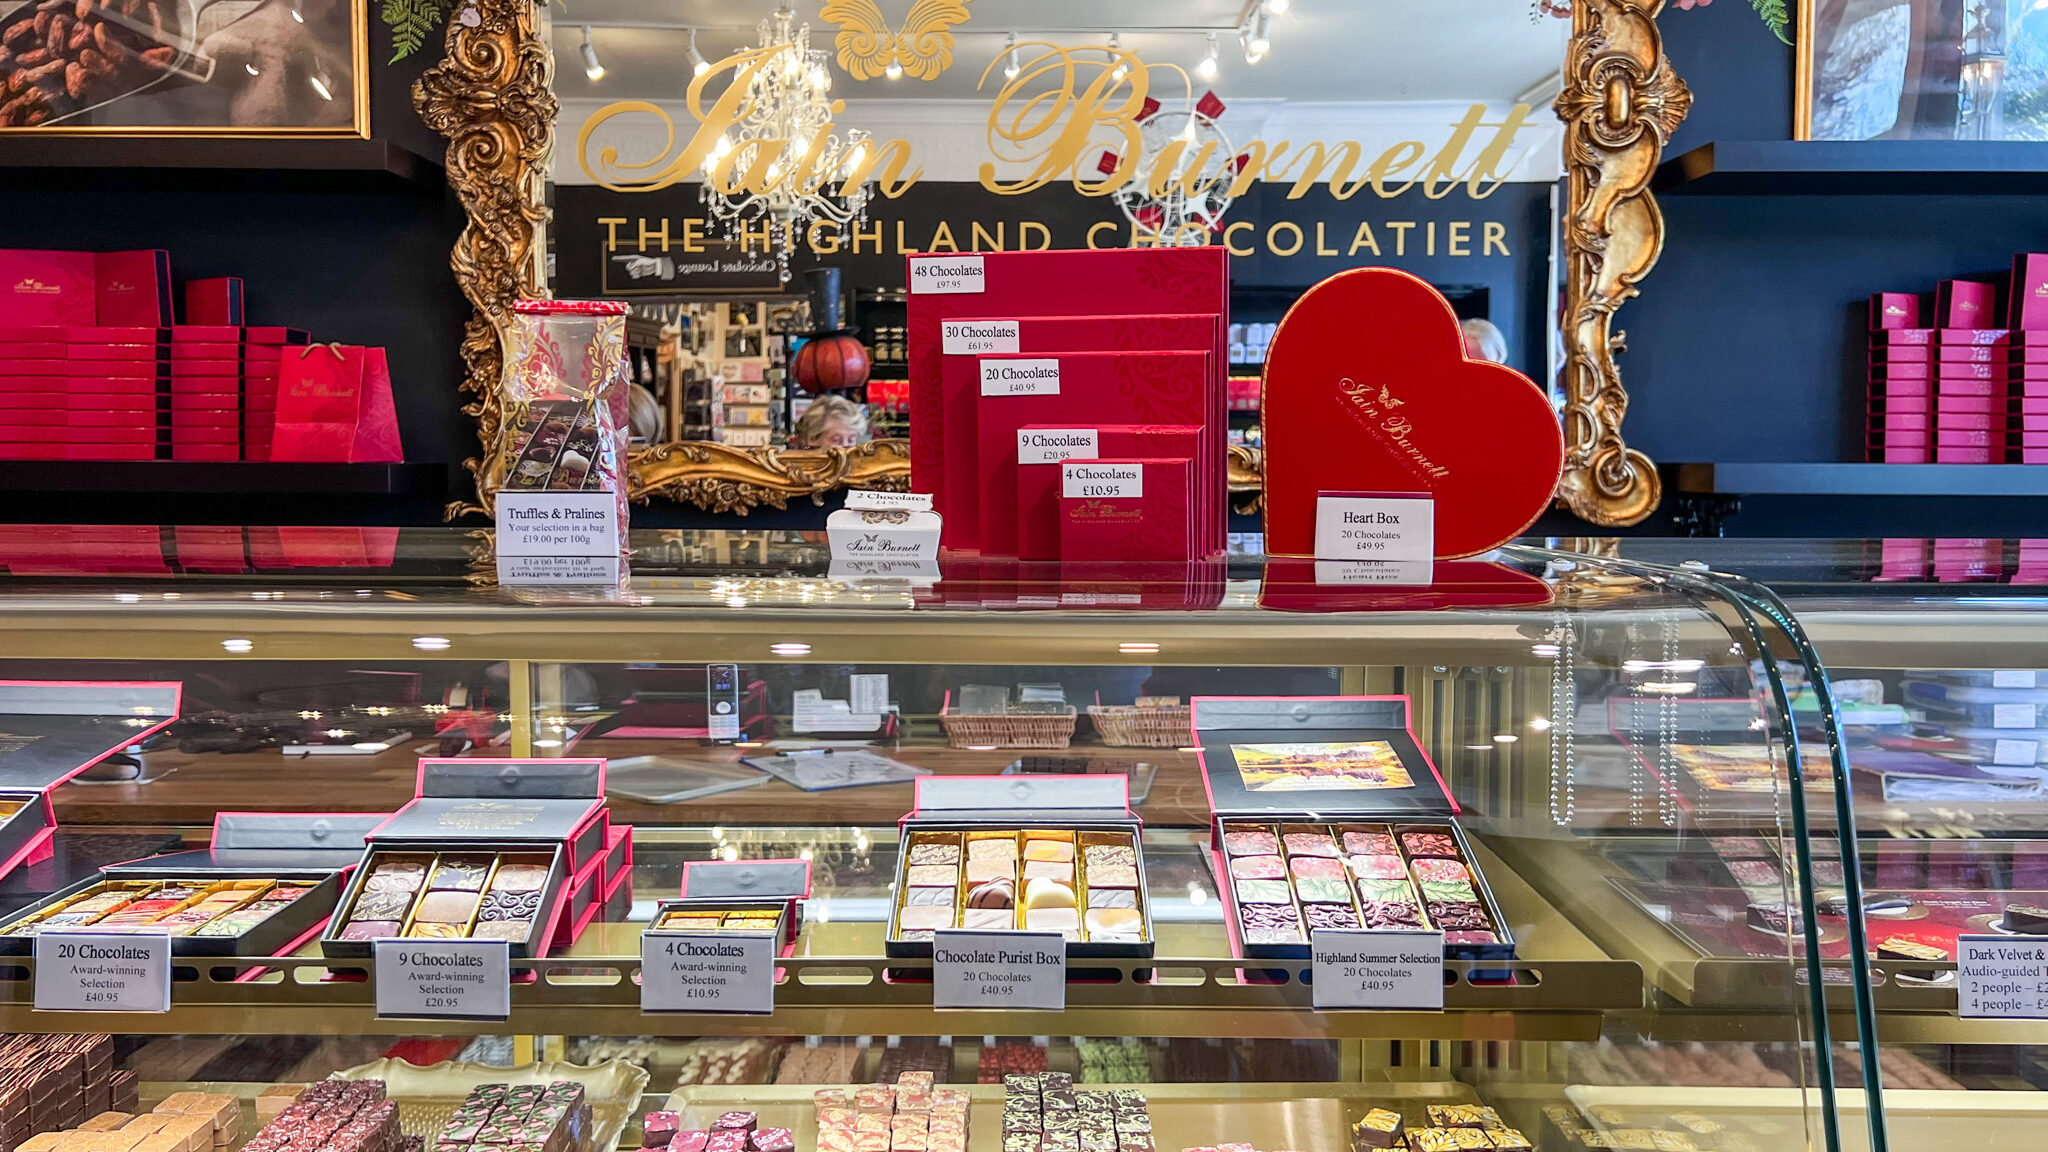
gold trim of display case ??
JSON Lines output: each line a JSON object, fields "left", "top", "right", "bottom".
{"left": 416, "top": 4, "right": 1680, "bottom": 528}
{"left": 0, "top": 951, "right": 1633, "bottom": 1039}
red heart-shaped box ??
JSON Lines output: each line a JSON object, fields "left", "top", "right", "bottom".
{"left": 1262, "top": 268, "right": 1565, "bottom": 558}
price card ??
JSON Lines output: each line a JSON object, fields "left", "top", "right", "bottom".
{"left": 1310, "top": 929, "right": 1445, "bottom": 1011}
{"left": 909, "top": 256, "right": 985, "bottom": 295}
{"left": 1958, "top": 934, "right": 2048, "bottom": 1019}
{"left": 34, "top": 932, "right": 170, "bottom": 1013}
{"left": 641, "top": 931, "right": 776, "bottom": 1014}
{"left": 932, "top": 930, "right": 1065, "bottom": 1011}
{"left": 1314, "top": 493, "right": 1434, "bottom": 562}
{"left": 374, "top": 939, "right": 511, "bottom": 1021}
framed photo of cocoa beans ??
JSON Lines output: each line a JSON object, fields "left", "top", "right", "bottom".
{"left": 0, "top": 0, "right": 364, "bottom": 134}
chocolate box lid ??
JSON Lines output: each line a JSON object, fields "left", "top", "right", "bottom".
{"left": 905, "top": 773, "right": 1137, "bottom": 824}
{"left": 374, "top": 758, "right": 607, "bottom": 843}
{"left": 106, "top": 812, "right": 383, "bottom": 876}
{"left": 0, "top": 680, "right": 181, "bottom": 793}
{"left": 680, "top": 858, "right": 813, "bottom": 900}
{"left": 1191, "top": 695, "right": 1457, "bottom": 818}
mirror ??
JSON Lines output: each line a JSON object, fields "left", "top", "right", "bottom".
{"left": 417, "top": 0, "right": 1682, "bottom": 527}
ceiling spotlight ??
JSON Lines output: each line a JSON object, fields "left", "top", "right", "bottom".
{"left": 1003, "top": 32, "right": 1020, "bottom": 80}
{"left": 688, "top": 28, "right": 709, "bottom": 77}
{"left": 1249, "top": 7, "right": 1273, "bottom": 55}
{"left": 1108, "top": 31, "right": 1126, "bottom": 82}
{"left": 1196, "top": 31, "right": 1218, "bottom": 79}
{"left": 884, "top": 58, "right": 903, "bottom": 79}
{"left": 1268, "top": 0, "right": 1291, "bottom": 12}
{"left": 579, "top": 25, "right": 604, "bottom": 81}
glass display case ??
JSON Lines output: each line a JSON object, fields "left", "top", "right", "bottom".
{"left": 0, "top": 530, "right": 1891, "bottom": 1152}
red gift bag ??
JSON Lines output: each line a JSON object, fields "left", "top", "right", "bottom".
{"left": 270, "top": 344, "right": 403, "bottom": 463}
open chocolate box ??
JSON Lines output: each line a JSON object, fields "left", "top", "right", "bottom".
{"left": 320, "top": 758, "right": 607, "bottom": 960}
{"left": 1192, "top": 695, "right": 1516, "bottom": 969}
{"left": 651, "top": 858, "right": 812, "bottom": 956}
{"left": 0, "top": 811, "right": 380, "bottom": 955}
{"left": 0, "top": 680, "right": 182, "bottom": 879}
{"left": 885, "top": 774, "right": 1152, "bottom": 960}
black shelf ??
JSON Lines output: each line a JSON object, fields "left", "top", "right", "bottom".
{"left": 0, "top": 462, "right": 447, "bottom": 495}
{"left": 1654, "top": 140, "right": 2048, "bottom": 195}
{"left": 0, "top": 137, "right": 446, "bottom": 193}
{"left": 1677, "top": 462, "right": 2048, "bottom": 496}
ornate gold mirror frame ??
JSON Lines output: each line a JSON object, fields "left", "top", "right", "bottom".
{"left": 417, "top": 0, "right": 1685, "bottom": 527}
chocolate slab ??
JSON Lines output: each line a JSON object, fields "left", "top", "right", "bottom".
{"left": 1086, "top": 864, "right": 1138, "bottom": 888}
{"left": 415, "top": 890, "right": 480, "bottom": 923}
{"left": 1400, "top": 831, "right": 1459, "bottom": 858}
{"left": 1427, "top": 901, "right": 1489, "bottom": 931}
{"left": 1221, "top": 829, "right": 1277, "bottom": 856}
{"left": 472, "top": 921, "right": 530, "bottom": 942}
{"left": 1235, "top": 879, "right": 1292, "bottom": 904}
{"left": 908, "top": 844, "right": 960, "bottom": 866}
{"left": 340, "top": 920, "right": 400, "bottom": 940}
{"left": 354, "top": 890, "right": 415, "bottom": 920}
{"left": 428, "top": 859, "right": 492, "bottom": 891}
{"left": 1228, "top": 855, "right": 1285, "bottom": 880}
{"left": 1087, "top": 888, "right": 1137, "bottom": 909}
{"left": 489, "top": 864, "right": 549, "bottom": 892}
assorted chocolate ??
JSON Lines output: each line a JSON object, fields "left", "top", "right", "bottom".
{"left": 18, "top": 1092, "right": 243, "bottom": 1152}
{"left": 242, "top": 1082, "right": 403, "bottom": 1152}
{"left": 638, "top": 1109, "right": 791, "bottom": 1152}
{"left": 1002, "top": 1072, "right": 1152, "bottom": 1152}
{"left": 654, "top": 907, "right": 784, "bottom": 933}
{"left": 891, "top": 829, "right": 1147, "bottom": 946}
{"left": 0, "top": 1035, "right": 129, "bottom": 1147}
{"left": 815, "top": 1072, "right": 970, "bottom": 1152}
{"left": 333, "top": 852, "right": 550, "bottom": 945}
{"left": 432, "top": 1081, "right": 592, "bottom": 1152}
{"left": 0, "top": 879, "right": 313, "bottom": 937}
{"left": 1219, "top": 820, "right": 1505, "bottom": 950}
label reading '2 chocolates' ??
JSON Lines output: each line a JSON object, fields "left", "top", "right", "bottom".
{"left": 942, "top": 320, "right": 1020, "bottom": 355}
{"left": 910, "top": 256, "right": 985, "bottom": 295}
{"left": 980, "top": 358, "right": 1060, "bottom": 397}
{"left": 1062, "top": 461, "right": 1142, "bottom": 499}
{"left": 1018, "top": 429, "right": 1098, "bottom": 465}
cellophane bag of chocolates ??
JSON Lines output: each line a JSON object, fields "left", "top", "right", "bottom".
{"left": 494, "top": 299, "right": 631, "bottom": 529}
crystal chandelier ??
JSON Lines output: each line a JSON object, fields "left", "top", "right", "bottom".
{"left": 700, "top": 5, "right": 875, "bottom": 281}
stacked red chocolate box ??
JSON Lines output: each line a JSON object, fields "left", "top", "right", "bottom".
{"left": 242, "top": 1080, "right": 402, "bottom": 1152}
{"left": 429, "top": 1081, "right": 592, "bottom": 1152}
{"left": 170, "top": 326, "right": 243, "bottom": 462}
{"left": 1866, "top": 293, "right": 1930, "bottom": 461}
{"left": 1933, "top": 279, "right": 2008, "bottom": 463}
{"left": 0, "top": 326, "right": 166, "bottom": 461}
{"left": 2009, "top": 254, "right": 2048, "bottom": 462}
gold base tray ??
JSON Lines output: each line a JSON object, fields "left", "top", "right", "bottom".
{"left": 331, "top": 1058, "right": 650, "bottom": 1152}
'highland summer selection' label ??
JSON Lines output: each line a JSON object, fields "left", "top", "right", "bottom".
{"left": 980, "top": 358, "right": 1061, "bottom": 396}
{"left": 931, "top": 930, "right": 1066, "bottom": 1011}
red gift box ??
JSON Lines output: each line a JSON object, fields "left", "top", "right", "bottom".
{"left": 0, "top": 251, "right": 95, "bottom": 327}
{"left": 933, "top": 311, "right": 1218, "bottom": 552}
{"left": 1058, "top": 457, "right": 1192, "bottom": 562}
{"left": 271, "top": 344, "right": 402, "bottom": 463}
{"left": 0, "top": 444, "right": 156, "bottom": 460}
{"left": 0, "top": 425, "right": 156, "bottom": 444}
{"left": 1938, "top": 280, "right": 1998, "bottom": 328}
{"left": 1878, "top": 395, "right": 1931, "bottom": 414}
{"left": 0, "top": 360, "right": 66, "bottom": 377}
{"left": 0, "top": 343, "right": 63, "bottom": 360}
{"left": 94, "top": 251, "right": 171, "bottom": 327}
{"left": 1880, "top": 362, "right": 1931, "bottom": 380}
{"left": 973, "top": 351, "right": 1209, "bottom": 557}
{"left": 170, "top": 343, "right": 241, "bottom": 361}
{"left": 1936, "top": 394, "right": 2004, "bottom": 414}
{"left": 66, "top": 327, "right": 165, "bottom": 345}
{"left": 0, "top": 410, "right": 154, "bottom": 429}
{"left": 171, "top": 444, "right": 238, "bottom": 461}
{"left": 1014, "top": 422, "right": 1201, "bottom": 560}
{"left": 1871, "top": 293, "right": 1920, "bottom": 329}
{"left": 69, "top": 345, "right": 164, "bottom": 364}
{"left": 1937, "top": 377, "right": 2003, "bottom": 396}
{"left": 1939, "top": 328, "right": 2010, "bottom": 346}
{"left": 906, "top": 248, "right": 1229, "bottom": 554}
{"left": 1937, "top": 412, "right": 2002, "bottom": 431}
{"left": 1938, "top": 362, "right": 2005, "bottom": 381}
{"left": 1940, "top": 344, "right": 2010, "bottom": 364}
{"left": 183, "top": 279, "right": 244, "bottom": 327}
{"left": 1875, "top": 345, "right": 1932, "bottom": 363}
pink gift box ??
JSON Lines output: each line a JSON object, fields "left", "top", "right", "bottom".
{"left": 1937, "top": 394, "right": 2006, "bottom": 414}
{"left": 1940, "top": 362, "right": 2006, "bottom": 381}
{"left": 1937, "top": 412, "right": 2002, "bottom": 431}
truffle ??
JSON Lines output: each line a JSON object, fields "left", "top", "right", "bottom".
{"left": 1023, "top": 877, "right": 1076, "bottom": 910}
{"left": 969, "top": 879, "right": 1016, "bottom": 908}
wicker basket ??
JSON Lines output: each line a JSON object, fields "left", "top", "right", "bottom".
{"left": 939, "top": 707, "right": 1078, "bottom": 749}
{"left": 1088, "top": 704, "right": 1194, "bottom": 748}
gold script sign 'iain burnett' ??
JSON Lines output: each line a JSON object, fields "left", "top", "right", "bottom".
{"left": 578, "top": 43, "right": 1536, "bottom": 203}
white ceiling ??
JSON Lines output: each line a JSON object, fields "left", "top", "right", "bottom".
{"left": 554, "top": 0, "right": 1568, "bottom": 105}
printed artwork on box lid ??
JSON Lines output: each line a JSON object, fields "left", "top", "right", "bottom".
{"left": 1191, "top": 696, "right": 1454, "bottom": 817}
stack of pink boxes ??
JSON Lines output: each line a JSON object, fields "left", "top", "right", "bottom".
{"left": 2011, "top": 253, "right": 2048, "bottom": 462}
{"left": 1933, "top": 279, "right": 2006, "bottom": 463}
{"left": 1868, "top": 292, "right": 1930, "bottom": 462}
{"left": 168, "top": 278, "right": 305, "bottom": 462}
